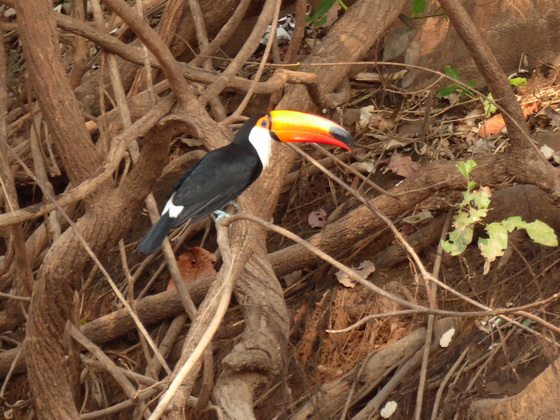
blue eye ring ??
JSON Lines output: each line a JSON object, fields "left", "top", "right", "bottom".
{"left": 260, "top": 119, "right": 268, "bottom": 128}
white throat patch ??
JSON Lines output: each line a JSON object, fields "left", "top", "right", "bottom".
{"left": 248, "top": 126, "right": 273, "bottom": 169}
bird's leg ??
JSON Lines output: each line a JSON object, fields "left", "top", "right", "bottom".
{"left": 213, "top": 201, "right": 239, "bottom": 226}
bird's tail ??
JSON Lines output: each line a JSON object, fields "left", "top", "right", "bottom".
{"left": 137, "top": 213, "right": 174, "bottom": 255}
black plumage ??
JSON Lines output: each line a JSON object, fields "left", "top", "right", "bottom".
{"left": 137, "top": 110, "right": 353, "bottom": 255}
{"left": 137, "top": 113, "right": 266, "bottom": 254}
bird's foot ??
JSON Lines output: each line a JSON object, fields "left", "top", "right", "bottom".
{"left": 213, "top": 210, "right": 231, "bottom": 223}
{"left": 214, "top": 202, "right": 239, "bottom": 226}
{"left": 226, "top": 201, "right": 239, "bottom": 213}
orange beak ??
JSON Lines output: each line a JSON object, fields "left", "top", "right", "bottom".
{"left": 265, "top": 110, "right": 353, "bottom": 151}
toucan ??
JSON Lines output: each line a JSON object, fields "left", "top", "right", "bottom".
{"left": 137, "top": 110, "right": 353, "bottom": 254}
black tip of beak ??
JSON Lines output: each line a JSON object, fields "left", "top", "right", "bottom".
{"left": 329, "top": 126, "right": 354, "bottom": 150}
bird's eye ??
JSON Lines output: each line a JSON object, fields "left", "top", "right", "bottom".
{"left": 260, "top": 119, "right": 269, "bottom": 128}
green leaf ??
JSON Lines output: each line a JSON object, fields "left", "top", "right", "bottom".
{"left": 441, "top": 240, "right": 452, "bottom": 254}
{"left": 484, "top": 93, "right": 497, "bottom": 116}
{"left": 478, "top": 222, "right": 509, "bottom": 267}
{"left": 316, "top": 15, "right": 328, "bottom": 26}
{"left": 459, "top": 191, "right": 472, "bottom": 207}
{"left": 471, "top": 187, "right": 492, "bottom": 209}
{"left": 479, "top": 237, "right": 505, "bottom": 262}
{"left": 459, "top": 88, "right": 474, "bottom": 101}
{"left": 412, "top": 0, "right": 427, "bottom": 16}
{"left": 467, "top": 80, "right": 477, "bottom": 87}
{"left": 467, "top": 181, "right": 477, "bottom": 191}
{"left": 521, "top": 318, "right": 535, "bottom": 327}
{"left": 437, "top": 85, "right": 460, "bottom": 98}
{"left": 460, "top": 187, "right": 490, "bottom": 210}
{"left": 450, "top": 211, "right": 474, "bottom": 231}
{"left": 456, "top": 160, "right": 477, "bottom": 178}
{"left": 509, "top": 77, "right": 527, "bottom": 86}
{"left": 478, "top": 225, "right": 508, "bottom": 263}
{"left": 460, "top": 190, "right": 482, "bottom": 207}
{"left": 312, "top": 0, "right": 337, "bottom": 20}
{"left": 486, "top": 222, "right": 509, "bottom": 248}
{"left": 442, "top": 226, "right": 474, "bottom": 255}
{"left": 502, "top": 216, "right": 526, "bottom": 232}
{"left": 465, "top": 159, "right": 478, "bottom": 173}
{"left": 443, "top": 65, "right": 460, "bottom": 80}
{"left": 469, "top": 207, "right": 489, "bottom": 222}
{"left": 525, "top": 220, "right": 558, "bottom": 246}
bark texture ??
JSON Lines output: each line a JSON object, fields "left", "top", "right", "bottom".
{"left": 211, "top": 1, "right": 408, "bottom": 417}
{"left": 469, "top": 357, "right": 560, "bottom": 419}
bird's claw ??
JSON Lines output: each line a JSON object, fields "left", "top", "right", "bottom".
{"left": 213, "top": 210, "right": 231, "bottom": 223}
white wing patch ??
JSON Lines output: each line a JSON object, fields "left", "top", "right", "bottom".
{"left": 248, "top": 126, "right": 273, "bottom": 169}
{"left": 162, "top": 193, "right": 184, "bottom": 219}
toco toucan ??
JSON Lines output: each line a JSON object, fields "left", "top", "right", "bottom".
{"left": 137, "top": 110, "right": 353, "bottom": 254}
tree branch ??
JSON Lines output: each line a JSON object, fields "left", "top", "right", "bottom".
{"left": 14, "top": 0, "right": 101, "bottom": 186}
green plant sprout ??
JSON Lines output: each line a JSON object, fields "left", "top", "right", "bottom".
{"left": 442, "top": 160, "right": 558, "bottom": 274}
{"left": 412, "top": 0, "right": 427, "bottom": 16}
{"left": 508, "top": 77, "right": 527, "bottom": 87}
{"left": 483, "top": 93, "right": 497, "bottom": 116}
{"left": 410, "top": 0, "right": 446, "bottom": 19}
{"left": 306, "top": 0, "right": 348, "bottom": 27}
{"left": 437, "top": 65, "right": 477, "bottom": 99}
{"left": 482, "top": 78, "right": 527, "bottom": 116}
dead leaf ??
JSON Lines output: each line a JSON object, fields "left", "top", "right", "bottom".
{"left": 402, "top": 39, "right": 420, "bottom": 88}
{"left": 354, "top": 70, "right": 407, "bottom": 83}
{"left": 539, "top": 144, "right": 560, "bottom": 163}
{"left": 85, "top": 120, "right": 97, "bottom": 131}
{"left": 439, "top": 327, "right": 455, "bottom": 348}
{"left": 385, "top": 138, "right": 413, "bottom": 150}
{"left": 350, "top": 161, "right": 375, "bottom": 174}
{"left": 462, "top": 109, "right": 481, "bottom": 126}
{"left": 360, "top": 106, "right": 395, "bottom": 130}
{"left": 388, "top": 154, "right": 421, "bottom": 177}
{"left": 535, "top": 130, "right": 560, "bottom": 152}
{"left": 168, "top": 247, "right": 217, "bottom": 290}
{"left": 544, "top": 106, "right": 560, "bottom": 127}
{"left": 540, "top": 144, "right": 555, "bottom": 160}
{"left": 479, "top": 113, "right": 505, "bottom": 137}
{"left": 383, "top": 26, "right": 417, "bottom": 61}
{"left": 335, "top": 272, "right": 355, "bottom": 288}
{"left": 282, "top": 270, "right": 303, "bottom": 287}
{"left": 402, "top": 210, "right": 433, "bottom": 224}
{"left": 468, "top": 138, "right": 495, "bottom": 154}
{"left": 308, "top": 209, "right": 328, "bottom": 228}
{"left": 479, "top": 101, "right": 541, "bottom": 137}
{"left": 335, "top": 261, "right": 376, "bottom": 288}
{"left": 521, "top": 101, "right": 540, "bottom": 118}
{"left": 359, "top": 105, "right": 375, "bottom": 128}
{"left": 380, "top": 401, "right": 398, "bottom": 419}
{"left": 397, "top": 120, "right": 423, "bottom": 138}
{"left": 368, "top": 114, "right": 395, "bottom": 131}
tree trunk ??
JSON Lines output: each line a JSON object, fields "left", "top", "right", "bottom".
{"left": 469, "top": 357, "right": 560, "bottom": 419}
